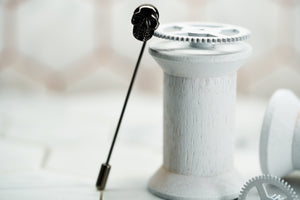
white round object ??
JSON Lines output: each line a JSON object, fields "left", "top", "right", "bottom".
{"left": 260, "top": 89, "right": 300, "bottom": 177}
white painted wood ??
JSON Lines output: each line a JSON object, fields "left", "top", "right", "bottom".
{"left": 163, "top": 73, "right": 236, "bottom": 176}
{"left": 260, "top": 89, "right": 300, "bottom": 178}
{"left": 148, "top": 40, "right": 251, "bottom": 200}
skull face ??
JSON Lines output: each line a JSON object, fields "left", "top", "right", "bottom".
{"left": 131, "top": 4, "right": 159, "bottom": 41}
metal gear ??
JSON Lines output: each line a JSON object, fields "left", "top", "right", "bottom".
{"left": 154, "top": 22, "right": 250, "bottom": 44}
{"left": 239, "top": 175, "right": 299, "bottom": 200}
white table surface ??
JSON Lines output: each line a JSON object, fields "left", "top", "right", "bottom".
{"left": 0, "top": 91, "right": 298, "bottom": 199}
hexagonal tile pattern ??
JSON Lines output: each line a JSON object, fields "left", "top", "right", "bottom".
{"left": 295, "top": 6, "right": 300, "bottom": 54}
{"left": 18, "top": 0, "right": 95, "bottom": 70}
{"left": 0, "top": 92, "right": 111, "bottom": 147}
{"left": 46, "top": 142, "right": 162, "bottom": 187}
{"left": 0, "top": 67, "right": 45, "bottom": 91}
{"left": 0, "top": 4, "right": 4, "bottom": 53}
{"left": 0, "top": 187, "right": 99, "bottom": 200}
{"left": 0, "top": 140, "right": 44, "bottom": 172}
{"left": 0, "top": 170, "right": 99, "bottom": 200}
{"left": 0, "top": 170, "right": 90, "bottom": 188}
{"left": 104, "top": 188, "right": 161, "bottom": 200}
{"left": 66, "top": 66, "right": 128, "bottom": 93}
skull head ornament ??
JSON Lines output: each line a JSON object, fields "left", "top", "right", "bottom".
{"left": 131, "top": 4, "right": 159, "bottom": 41}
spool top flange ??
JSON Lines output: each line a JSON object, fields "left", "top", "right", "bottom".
{"left": 149, "top": 22, "right": 252, "bottom": 78}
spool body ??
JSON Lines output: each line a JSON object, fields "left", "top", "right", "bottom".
{"left": 148, "top": 41, "right": 251, "bottom": 200}
{"left": 163, "top": 73, "right": 236, "bottom": 176}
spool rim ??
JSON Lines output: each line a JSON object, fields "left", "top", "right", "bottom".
{"left": 260, "top": 89, "right": 300, "bottom": 177}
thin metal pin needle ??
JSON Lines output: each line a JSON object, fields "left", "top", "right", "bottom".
{"left": 96, "top": 39, "right": 147, "bottom": 191}
{"left": 96, "top": 4, "right": 159, "bottom": 190}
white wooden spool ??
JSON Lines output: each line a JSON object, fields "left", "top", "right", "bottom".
{"left": 147, "top": 26, "right": 252, "bottom": 199}
{"left": 260, "top": 89, "right": 300, "bottom": 178}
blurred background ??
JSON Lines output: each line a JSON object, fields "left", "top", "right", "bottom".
{"left": 0, "top": 0, "right": 299, "bottom": 96}
{"left": 0, "top": 0, "right": 300, "bottom": 197}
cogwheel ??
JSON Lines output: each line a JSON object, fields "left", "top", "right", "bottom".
{"left": 154, "top": 22, "right": 250, "bottom": 44}
{"left": 239, "top": 175, "right": 299, "bottom": 200}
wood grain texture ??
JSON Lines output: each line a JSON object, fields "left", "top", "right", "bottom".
{"left": 163, "top": 72, "right": 236, "bottom": 176}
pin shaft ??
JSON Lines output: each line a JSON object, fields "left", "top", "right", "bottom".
{"left": 96, "top": 39, "right": 147, "bottom": 190}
